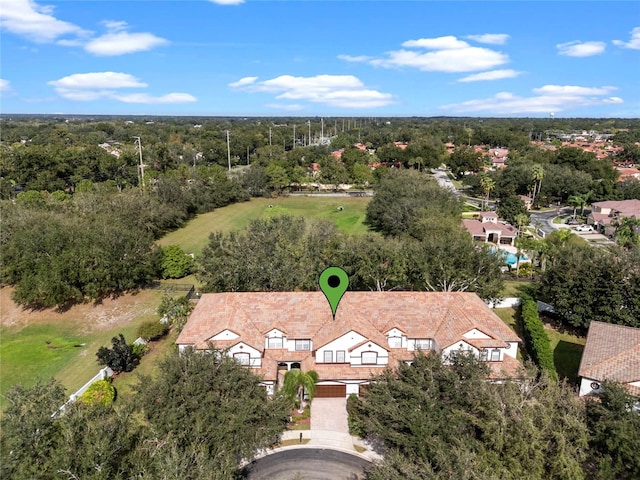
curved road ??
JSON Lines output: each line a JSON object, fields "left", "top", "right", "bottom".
{"left": 241, "top": 448, "right": 372, "bottom": 479}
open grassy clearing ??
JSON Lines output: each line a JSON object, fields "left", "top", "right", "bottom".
{"left": 157, "top": 196, "right": 371, "bottom": 255}
{"left": 494, "top": 303, "right": 586, "bottom": 385}
{"left": 544, "top": 323, "right": 586, "bottom": 385}
{"left": 0, "top": 287, "right": 163, "bottom": 409}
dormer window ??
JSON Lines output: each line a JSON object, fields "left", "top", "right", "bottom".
{"left": 233, "top": 352, "right": 250, "bottom": 365}
{"left": 388, "top": 336, "right": 402, "bottom": 348}
{"left": 362, "top": 351, "right": 378, "bottom": 365}
{"left": 295, "top": 339, "right": 311, "bottom": 351}
{"left": 267, "top": 337, "right": 283, "bottom": 349}
{"left": 415, "top": 339, "right": 433, "bottom": 350}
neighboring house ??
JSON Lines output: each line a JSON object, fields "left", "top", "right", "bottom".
{"left": 176, "top": 292, "right": 522, "bottom": 398}
{"left": 578, "top": 321, "right": 640, "bottom": 397}
{"left": 588, "top": 199, "right": 640, "bottom": 236}
{"left": 462, "top": 212, "right": 518, "bottom": 246}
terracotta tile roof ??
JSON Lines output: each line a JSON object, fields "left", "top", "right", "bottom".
{"left": 578, "top": 321, "right": 640, "bottom": 385}
{"left": 487, "top": 354, "right": 524, "bottom": 379}
{"left": 178, "top": 292, "right": 522, "bottom": 382}
{"left": 592, "top": 200, "right": 640, "bottom": 216}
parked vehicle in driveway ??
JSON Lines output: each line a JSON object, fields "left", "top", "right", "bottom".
{"left": 575, "top": 225, "right": 594, "bottom": 232}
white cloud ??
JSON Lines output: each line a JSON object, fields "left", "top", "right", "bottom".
{"left": 342, "top": 35, "right": 509, "bottom": 73}
{"left": 229, "top": 74, "right": 394, "bottom": 108}
{"left": 458, "top": 69, "right": 522, "bottom": 82}
{"left": 441, "top": 84, "right": 623, "bottom": 114}
{"left": 557, "top": 41, "right": 606, "bottom": 57}
{"left": 532, "top": 85, "right": 617, "bottom": 96}
{"left": 113, "top": 93, "right": 197, "bottom": 104}
{"left": 48, "top": 72, "right": 148, "bottom": 90}
{"left": 337, "top": 54, "right": 373, "bottom": 62}
{"left": 465, "top": 34, "right": 510, "bottom": 45}
{"left": 370, "top": 47, "right": 508, "bottom": 73}
{"left": 228, "top": 76, "right": 258, "bottom": 88}
{"left": 0, "top": 0, "right": 89, "bottom": 43}
{"left": 0, "top": 78, "right": 11, "bottom": 92}
{"left": 613, "top": 26, "right": 640, "bottom": 50}
{"left": 84, "top": 21, "right": 168, "bottom": 56}
{"left": 209, "top": 0, "right": 245, "bottom": 4}
{"left": 48, "top": 71, "right": 196, "bottom": 104}
{"left": 402, "top": 36, "right": 469, "bottom": 49}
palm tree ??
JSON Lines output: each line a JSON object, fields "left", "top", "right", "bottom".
{"left": 282, "top": 369, "right": 319, "bottom": 412}
{"left": 530, "top": 163, "right": 544, "bottom": 207}
{"left": 579, "top": 191, "right": 592, "bottom": 217}
{"left": 567, "top": 195, "right": 583, "bottom": 220}
{"left": 613, "top": 216, "right": 640, "bottom": 248}
{"left": 479, "top": 173, "right": 495, "bottom": 211}
{"left": 515, "top": 213, "right": 530, "bottom": 238}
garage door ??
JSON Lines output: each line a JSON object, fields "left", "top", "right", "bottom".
{"left": 314, "top": 384, "right": 346, "bottom": 398}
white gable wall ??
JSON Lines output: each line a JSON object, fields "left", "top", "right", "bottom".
{"left": 227, "top": 342, "right": 262, "bottom": 368}
{"left": 316, "top": 331, "right": 367, "bottom": 363}
{"left": 350, "top": 341, "right": 388, "bottom": 366}
{"left": 463, "top": 329, "right": 491, "bottom": 339}
{"left": 210, "top": 329, "right": 239, "bottom": 341}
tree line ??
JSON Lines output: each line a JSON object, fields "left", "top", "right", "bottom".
{"left": 199, "top": 170, "right": 505, "bottom": 301}
{"left": 2, "top": 349, "right": 638, "bottom": 479}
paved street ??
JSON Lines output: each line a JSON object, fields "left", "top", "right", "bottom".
{"left": 241, "top": 449, "right": 371, "bottom": 479}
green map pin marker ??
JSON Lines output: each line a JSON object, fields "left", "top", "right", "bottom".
{"left": 319, "top": 267, "right": 349, "bottom": 320}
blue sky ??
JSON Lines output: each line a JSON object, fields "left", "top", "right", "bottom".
{"left": 1, "top": 0, "right": 639, "bottom": 117}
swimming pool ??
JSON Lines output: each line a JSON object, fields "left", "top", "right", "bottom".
{"left": 490, "top": 248, "right": 528, "bottom": 265}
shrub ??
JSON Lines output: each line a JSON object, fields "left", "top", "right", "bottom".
{"left": 137, "top": 320, "right": 169, "bottom": 341}
{"left": 131, "top": 342, "right": 148, "bottom": 358}
{"left": 79, "top": 380, "right": 115, "bottom": 407}
{"left": 521, "top": 296, "right": 557, "bottom": 381}
{"left": 160, "top": 245, "right": 195, "bottom": 279}
{"left": 96, "top": 334, "right": 137, "bottom": 373}
{"left": 346, "top": 393, "right": 365, "bottom": 437}
{"left": 158, "top": 294, "right": 194, "bottom": 332}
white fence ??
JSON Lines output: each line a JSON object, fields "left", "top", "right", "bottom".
{"left": 53, "top": 366, "right": 113, "bottom": 417}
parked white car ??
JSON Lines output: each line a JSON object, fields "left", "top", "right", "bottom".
{"left": 575, "top": 225, "right": 594, "bottom": 232}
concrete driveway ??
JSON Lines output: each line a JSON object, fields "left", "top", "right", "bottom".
{"left": 311, "top": 397, "right": 348, "bottom": 434}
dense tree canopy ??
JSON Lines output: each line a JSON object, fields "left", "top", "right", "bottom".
{"left": 356, "top": 353, "right": 589, "bottom": 480}
{"left": 539, "top": 244, "right": 640, "bottom": 329}
{"left": 365, "top": 169, "right": 461, "bottom": 236}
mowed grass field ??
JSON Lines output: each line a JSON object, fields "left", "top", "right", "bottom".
{"left": 157, "top": 196, "right": 371, "bottom": 255}
{"left": 1, "top": 196, "right": 370, "bottom": 409}
{"left": 0, "top": 287, "right": 163, "bottom": 409}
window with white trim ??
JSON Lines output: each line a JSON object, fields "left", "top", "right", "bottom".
{"left": 267, "top": 337, "right": 283, "bottom": 349}
{"left": 324, "top": 351, "right": 333, "bottom": 363}
{"left": 490, "top": 349, "right": 500, "bottom": 361}
{"left": 361, "top": 351, "right": 377, "bottom": 365}
{"left": 295, "top": 339, "right": 311, "bottom": 351}
{"left": 414, "top": 339, "right": 432, "bottom": 350}
{"left": 480, "top": 349, "right": 489, "bottom": 361}
{"left": 233, "top": 352, "right": 250, "bottom": 365}
{"left": 388, "top": 336, "right": 402, "bottom": 348}
{"left": 336, "top": 350, "right": 346, "bottom": 363}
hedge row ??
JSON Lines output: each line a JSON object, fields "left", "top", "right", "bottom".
{"left": 521, "top": 297, "right": 558, "bottom": 381}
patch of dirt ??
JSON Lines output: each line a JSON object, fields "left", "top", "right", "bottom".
{"left": 0, "top": 286, "right": 159, "bottom": 332}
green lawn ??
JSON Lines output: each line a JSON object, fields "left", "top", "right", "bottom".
{"left": 500, "top": 280, "right": 536, "bottom": 298}
{"left": 493, "top": 304, "right": 586, "bottom": 385}
{"left": 0, "top": 289, "right": 163, "bottom": 409}
{"left": 157, "top": 196, "right": 371, "bottom": 255}
{"left": 546, "top": 327, "right": 586, "bottom": 385}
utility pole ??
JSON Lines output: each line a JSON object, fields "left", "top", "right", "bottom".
{"left": 226, "top": 130, "right": 231, "bottom": 171}
{"left": 133, "top": 136, "right": 145, "bottom": 191}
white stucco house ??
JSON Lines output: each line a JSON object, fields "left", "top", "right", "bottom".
{"left": 578, "top": 321, "right": 640, "bottom": 398}
{"left": 176, "top": 292, "right": 522, "bottom": 398}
